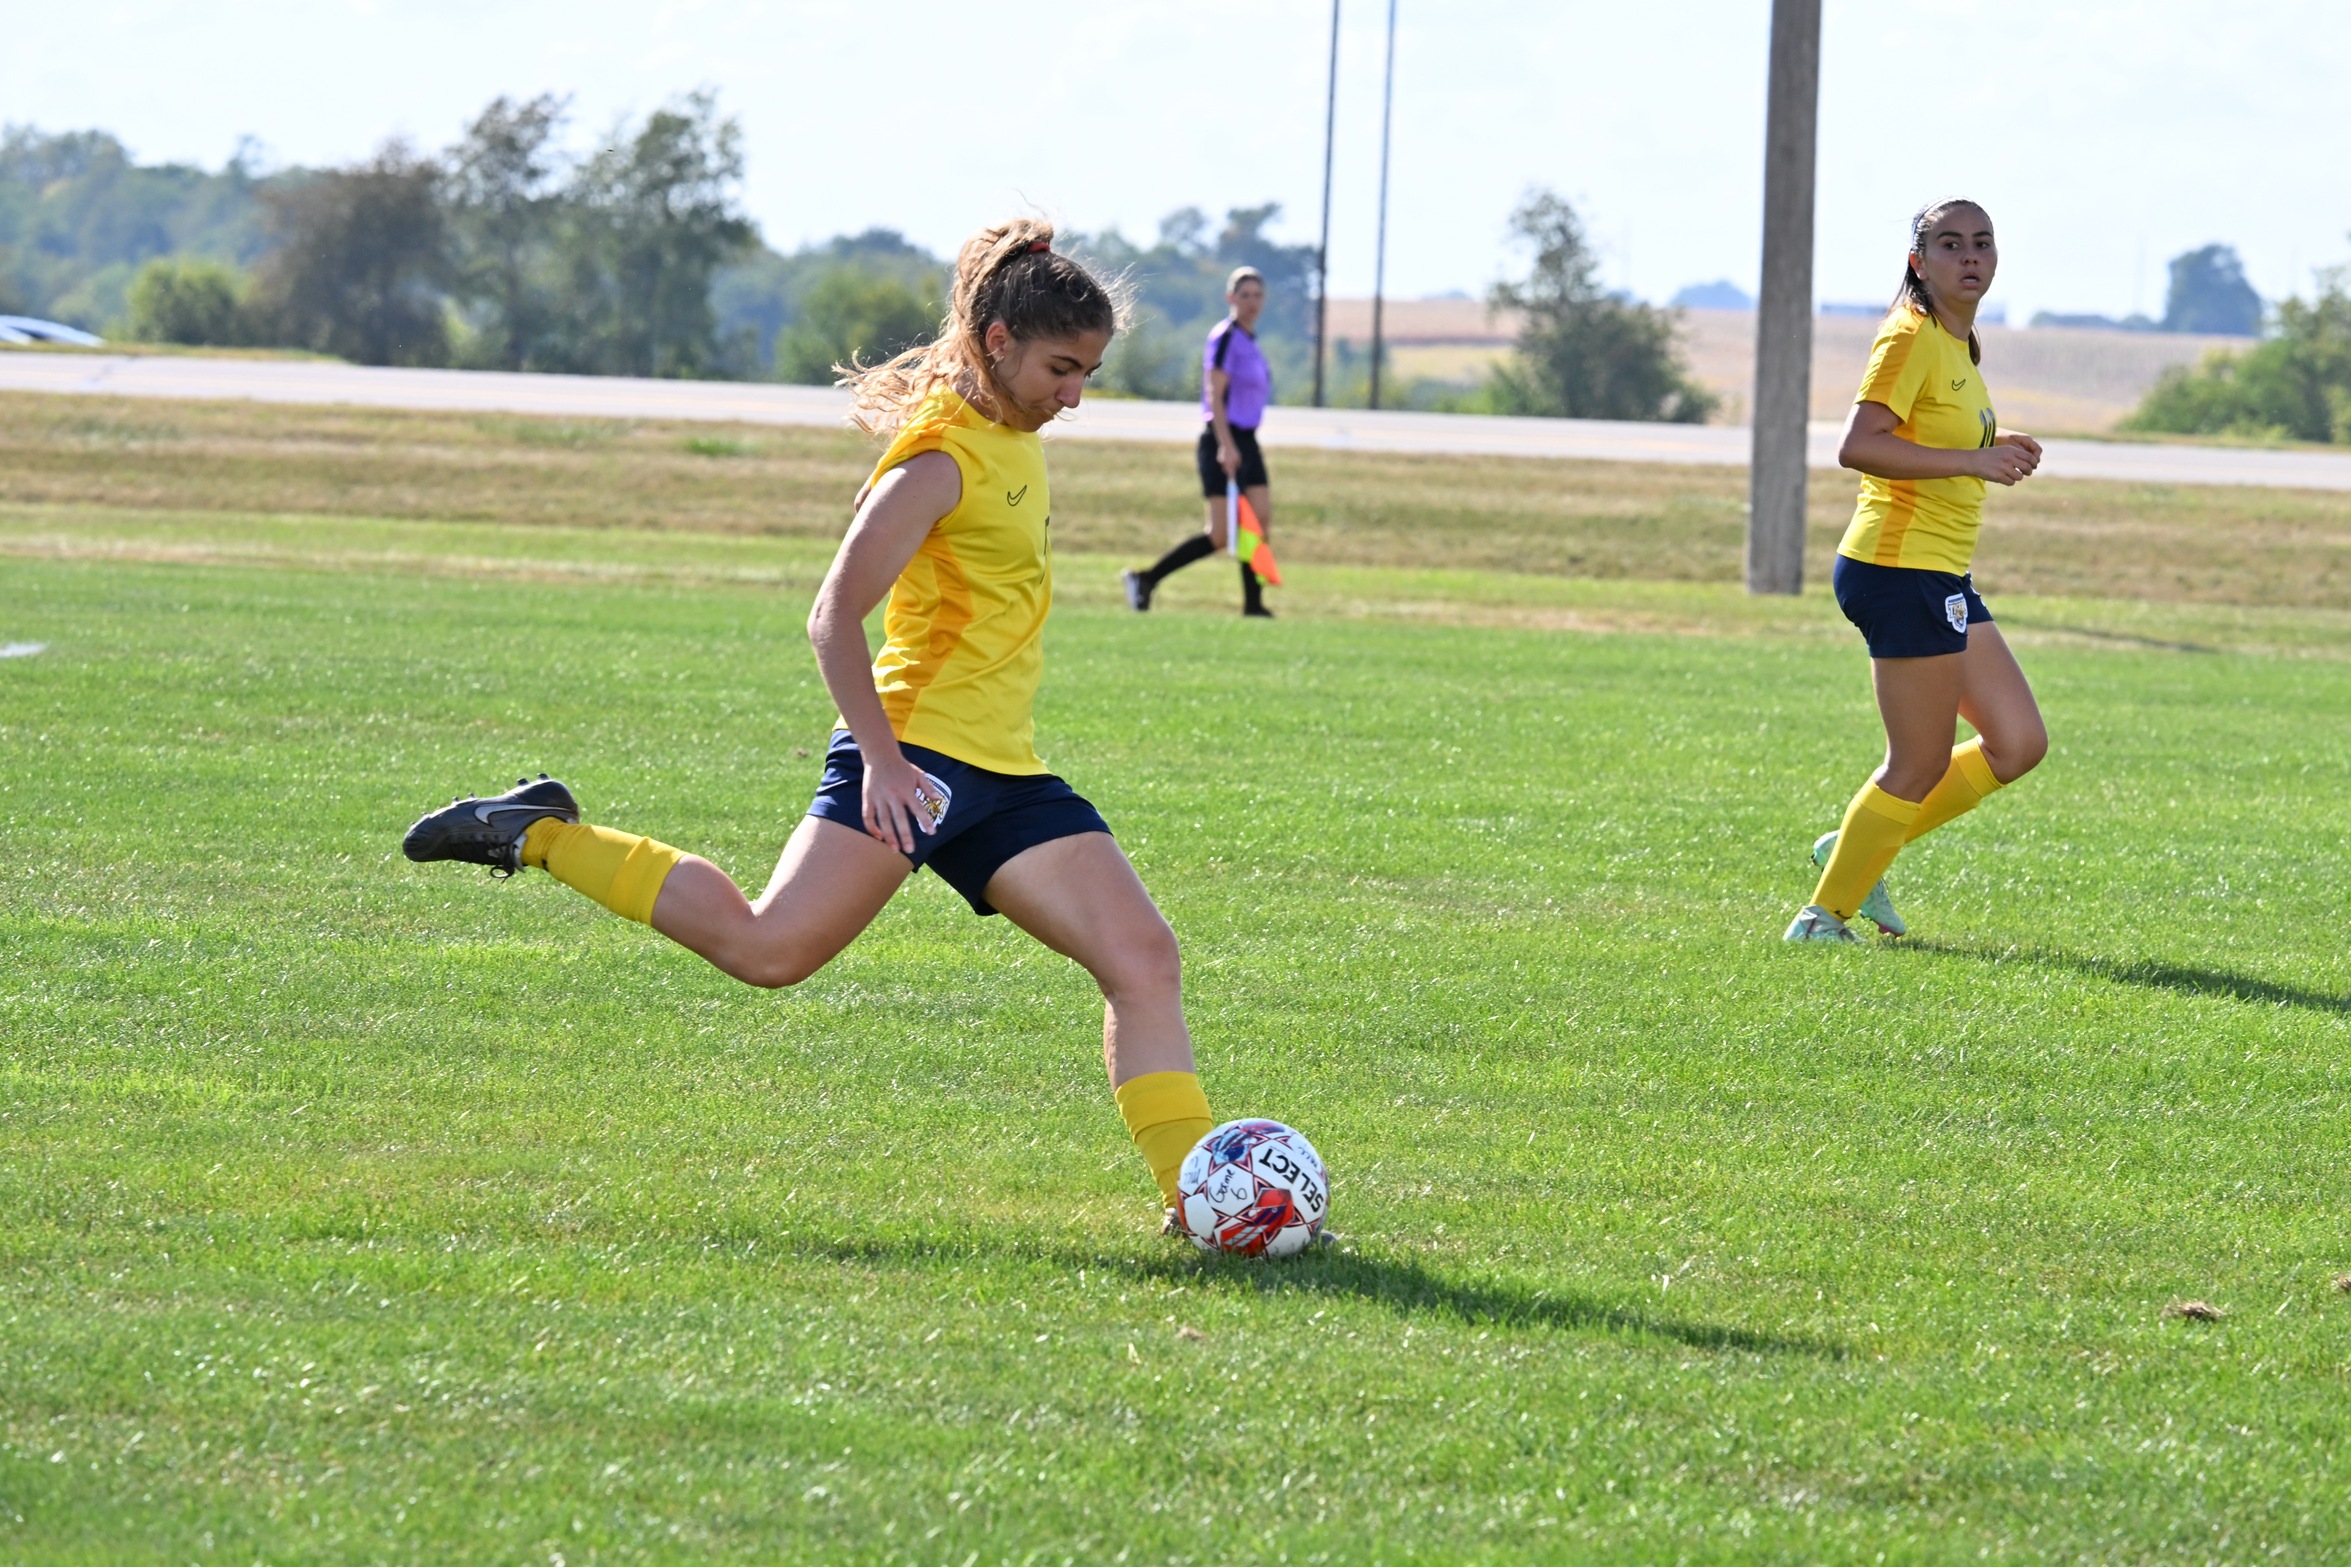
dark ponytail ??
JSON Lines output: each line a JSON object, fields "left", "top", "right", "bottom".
{"left": 1892, "top": 197, "right": 1987, "bottom": 365}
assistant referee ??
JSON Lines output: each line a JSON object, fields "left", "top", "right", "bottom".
{"left": 1123, "top": 266, "right": 1276, "bottom": 618}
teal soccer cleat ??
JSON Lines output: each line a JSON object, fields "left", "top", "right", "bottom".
{"left": 1811, "top": 830, "right": 1907, "bottom": 937}
{"left": 1783, "top": 904, "right": 1863, "bottom": 944}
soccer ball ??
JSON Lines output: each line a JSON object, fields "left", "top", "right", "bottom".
{"left": 1176, "top": 1119, "right": 1329, "bottom": 1258}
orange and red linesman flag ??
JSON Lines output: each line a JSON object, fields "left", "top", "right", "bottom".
{"left": 1225, "top": 479, "right": 1283, "bottom": 587}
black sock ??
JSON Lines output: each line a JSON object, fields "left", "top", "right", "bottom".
{"left": 1240, "top": 559, "right": 1266, "bottom": 613}
{"left": 1143, "top": 533, "right": 1215, "bottom": 588}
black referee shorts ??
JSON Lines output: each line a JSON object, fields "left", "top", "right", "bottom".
{"left": 1196, "top": 424, "right": 1270, "bottom": 496}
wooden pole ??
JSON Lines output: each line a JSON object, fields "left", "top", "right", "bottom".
{"left": 1746, "top": 0, "right": 1821, "bottom": 596}
{"left": 1367, "top": 0, "right": 1397, "bottom": 411}
{"left": 1312, "top": 0, "right": 1341, "bottom": 408}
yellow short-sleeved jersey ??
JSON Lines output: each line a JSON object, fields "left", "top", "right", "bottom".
{"left": 1836, "top": 306, "right": 1998, "bottom": 575}
{"left": 843, "top": 387, "right": 1053, "bottom": 776}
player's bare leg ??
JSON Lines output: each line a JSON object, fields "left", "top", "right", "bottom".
{"left": 649, "top": 816, "right": 910, "bottom": 989}
{"left": 984, "top": 831, "right": 1206, "bottom": 1212}
{"left": 981, "top": 832, "right": 1195, "bottom": 1087}
{"left": 1955, "top": 622, "right": 2047, "bottom": 783}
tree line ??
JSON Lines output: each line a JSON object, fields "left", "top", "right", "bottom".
{"left": 3, "top": 106, "right": 1721, "bottom": 422}
{"left": 1, "top": 100, "right": 1328, "bottom": 397}
{"left": 120, "top": 93, "right": 756, "bottom": 377}
{"left": 2124, "top": 258, "right": 2351, "bottom": 444}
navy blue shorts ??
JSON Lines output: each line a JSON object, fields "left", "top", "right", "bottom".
{"left": 1833, "top": 555, "right": 1993, "bottom": 659}
{"left": 806, "top": 733, "right": 1112, "bottom": 916}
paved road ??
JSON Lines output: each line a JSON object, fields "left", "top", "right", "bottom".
{"left": 8, "top": 348, "right": 2351, "bottom": 493}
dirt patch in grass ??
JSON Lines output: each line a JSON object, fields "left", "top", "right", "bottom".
{"left": 2163, "top": 1299, "right": 2228, "bottom": 1322}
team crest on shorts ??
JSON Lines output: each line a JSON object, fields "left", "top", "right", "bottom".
{"left": 1944, "top": 593, "right": 1969, "bottom": 634}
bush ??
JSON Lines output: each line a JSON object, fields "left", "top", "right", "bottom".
{"left": 774, "top": 267, "right": 937, "bottom": 385}
{"left": 2124, "top": 266, "right": 2351, "bottom": 443}
{"left": 1486, "top": 191, "right": 1715, "bottom": 423}
{"left": 124, "top": 257, "right": 248, "bottom": 346}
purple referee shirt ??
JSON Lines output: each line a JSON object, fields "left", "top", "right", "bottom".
{"left": 1201, "top": 318, "right": 1271, "bottom": 429}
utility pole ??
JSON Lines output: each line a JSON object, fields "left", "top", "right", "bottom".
{"left": 1311, "top": 0, "right": 1341, "bottom": 407}
{"left": 1746, "top": 0, "right": 1821, "bottom": 595}
{"left": 1367, "top": 0, "right": 1398, "bottom": 410}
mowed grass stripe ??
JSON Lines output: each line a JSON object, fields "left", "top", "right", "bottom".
{"left": 13, "top": 390, "right": 2351, "bottom": 605}
{"left": 5, "top": 541, "right": 2351, "bottom": 1562}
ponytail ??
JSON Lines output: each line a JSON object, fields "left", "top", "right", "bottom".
{"left": 841, "top": 218, "right": 1126, "bottom": 433}
{"left": 1891, "top": 197, "right": 1986, "bottom": 365}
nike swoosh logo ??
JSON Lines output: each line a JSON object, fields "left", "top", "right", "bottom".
{"left": 473, "top": 801, "right": 547, "bottom": 822}
{"left": 1951, "top": 378, "right": 1967, "bottom": 390}
{"left": 1006, "top": 485, "right": 1028, "bottom": 506}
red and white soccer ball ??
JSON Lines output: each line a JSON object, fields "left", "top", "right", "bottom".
{"left": 1176, "top": 1119, "right": 1329, "bottom": 1258}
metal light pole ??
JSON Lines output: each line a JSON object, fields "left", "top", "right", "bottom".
{"left": 1367, "top": 0, "right": 1398, "bottom": 410}
{"left": 1746, "top": 0, "right": 1822, "bottom": 596}
{"left": 1311, "top": 0, "right": 1341, "bottom": 408}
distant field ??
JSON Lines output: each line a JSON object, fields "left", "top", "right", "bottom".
{"left": 7, "top": 393, "right": 2351, "bottom": 609}
{"left": 1322, "top": 298, "right": 2241, "bottom": 433}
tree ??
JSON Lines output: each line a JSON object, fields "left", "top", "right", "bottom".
{"left": 2125, "top": 262, "right": 2351, "bottom": 443}
{"left": 1073, "top": 203, "right": 1318, "bottom": 400}
{"left": 710, "top": 228, "right": 943, "bottom": 377}
{"left": 1486, "top": 190, "right": 1715, "bottom": 423}
{"left": 247, "top": 141, "right": 449, "bottom": 365}
{"left": 774, "top": 266, "right": 937, "bottom": 384}
{"left": 124, "top": 256, "right": 246, "bottom": 345}
{"left": 444, "top": 94, "right": 569, "bottom": 370}
{"left": 2163, "top": 244, "right": 2262, "bottom": 337}
{"left": 562, "top": 92, "right": 756, "bottom": 377}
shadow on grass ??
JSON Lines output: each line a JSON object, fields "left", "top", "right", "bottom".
{"left": 2006, "top": 620, "right": 2220, "bottom": 655}
{"left": 1904, "top": 936, "right": 2351, "bottom": 1015}
{"left": 795, "top": 1231, "right": 1840, "bottom": 1359}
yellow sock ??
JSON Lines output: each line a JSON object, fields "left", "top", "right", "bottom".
{"left": 521, "top": 819, "right": 685, "bottom": 926}
{"left": 1114, "top": 1070, "right": 1213, "bottom": 1207}
{"left": 1810, "top": 783, "right": 1919, "bottom": 922}
{"left": 1906, "top": 737, "right": 2003, "bottom": 841}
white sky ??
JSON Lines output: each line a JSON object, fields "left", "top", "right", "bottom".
{"left": 8, "top": 1, "right": 2348, "bottom": 320}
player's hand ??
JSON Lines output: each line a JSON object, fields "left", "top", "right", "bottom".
{"left": 1218, "top": 441, "right": 1241, "bottom": 478}
{"left": 1972, "top": 444, "right": 2038, "bottom": 486}
{"left": 1996, "top": 430, "right": 2043, "bottom": 466}
{"left": 861, "top": 748, "right": 941, "bottom": 854}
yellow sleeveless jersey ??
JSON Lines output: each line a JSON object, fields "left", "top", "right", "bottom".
{"left": 849, "top": 386, "right": 1053, "bottom": 775}
{"left": 1837, "top": 306, "right": 1998, "bottom": 575}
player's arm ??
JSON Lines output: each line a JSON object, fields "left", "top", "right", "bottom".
{"left": 1207, "top": 365, "right": 1239, "bottom": 477}
{"left": 1839, "top": 401, "right": 2039, "bottom": 486}
{"left": 808, "top": 449, "right": 961, "bottom": 852}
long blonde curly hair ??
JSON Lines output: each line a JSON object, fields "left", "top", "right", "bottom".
{"left": 841, "top": 217, "right": 1126, "bottom": 433}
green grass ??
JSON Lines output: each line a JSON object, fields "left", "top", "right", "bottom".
{"left": 14, "top": 392, "right": 2351, "bottom": 606}
{"left": 7, "top": 507, "right": 2351, "bottom": 1564}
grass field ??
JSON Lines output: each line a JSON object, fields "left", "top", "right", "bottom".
{"left": 8, "top": 401, "right": 2351, "bottom": 1563}
{"left": 12, "top": 393, "right": 2351, "bottom": 604}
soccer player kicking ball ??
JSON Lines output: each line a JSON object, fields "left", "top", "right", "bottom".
{"left": 402, "top": 221, "right": 1214, "bottom": 1221}
{"left": 1787, "top": 198, "right": 2049, "bottom": 944}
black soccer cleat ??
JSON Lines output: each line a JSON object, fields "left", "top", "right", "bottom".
{"left": 401, "top": 774, "right": 579, "bottom": 877}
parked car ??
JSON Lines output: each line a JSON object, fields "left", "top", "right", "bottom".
{"left": 0, "top": 316, "right": 104, "bottom": 347}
